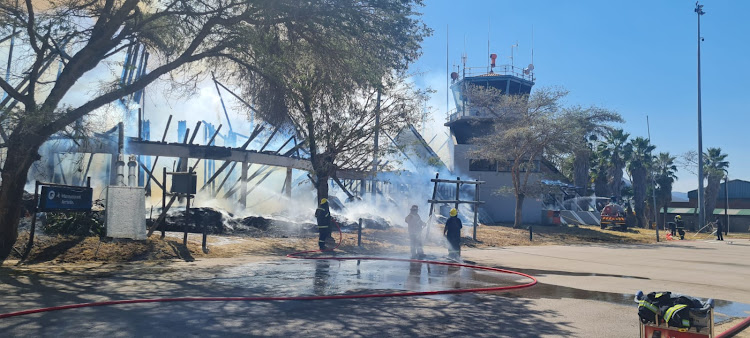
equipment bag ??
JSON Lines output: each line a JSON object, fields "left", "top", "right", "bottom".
{"left": 638, "top": 292, "right": 672, "bottom": 324}
{"left": 664, "top": 304, "right": 691, "bottom": 328}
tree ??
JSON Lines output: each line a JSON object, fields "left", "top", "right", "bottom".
{"left": 236, "top": 1, "right": 429, "bottom": 204}
{"left": 625, "top": 137, "right": 655, "bottom": 228}
{"left": 597, "top": 129, "right": 630, "bottom": 198}
{"left": 703, "top": 147, "right": 729, "bottom": 219}
{"left": 590, "top": 151, "right": 610, "bottom": 198}
{"left": 469, "top": 87, "right": 571, "bottom": 228}
{"left": 564, "top": 106, "right": 622, "bottom": 197}
{"left": 652, "top": 152, "right": 678, "bottom": 228}
{"left": 0, "top": 0, "right": 428, "bottom": 264}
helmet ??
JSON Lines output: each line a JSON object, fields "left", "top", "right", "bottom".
{"left": 450, "top": 208, "right": 458, "bottom": 217}
{"left": 320, "top": 198, "right": 328, "bottom": 205}
{"left": 411, "top": 205, "right": 419, "bottom": 211}
{"left": 675, "top": 215, "right": 681, "bottom": 220}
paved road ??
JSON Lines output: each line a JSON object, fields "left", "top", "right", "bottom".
{"left": 1, "top": 239, "right": 748, "bottom": 337}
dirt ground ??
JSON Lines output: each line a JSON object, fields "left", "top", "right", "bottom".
{"left": 7, "top": 223, "right": 750, "bottom": 265}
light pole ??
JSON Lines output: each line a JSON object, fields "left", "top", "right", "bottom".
{"left": 695, "top": 1, "right": 706, "bottom": 232}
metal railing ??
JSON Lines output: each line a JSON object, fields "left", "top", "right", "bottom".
{"left": 457, "top": 65, "right": 535, "bottom": 82}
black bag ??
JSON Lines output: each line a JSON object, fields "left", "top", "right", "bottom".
{"left": 664, "top": 304, "right": 691, "bottom": 328}
{"left": 638, "top": 292, "right": 672, "bottom": 324}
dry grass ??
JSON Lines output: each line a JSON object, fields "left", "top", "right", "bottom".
{"left": 464, "top": 224, "right": 658, "bottom": 248}
{"left": 9, "top": 224, "right": 750, "bottom": 266}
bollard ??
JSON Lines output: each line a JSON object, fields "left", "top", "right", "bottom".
{"left": 358, "top": 218, "right": 362, "bottom": 247}
{"left": 529, "top": 225, "right": 533, "bottom": 241}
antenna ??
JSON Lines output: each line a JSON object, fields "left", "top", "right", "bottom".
{"left": 487, "top": 18, "right": 491, "bottom": 73}
{"left": 446, "top": 24, "right": 449, "bottom": 121}
{"left": 510, "top": 42, "right": 519, "bottom": 70}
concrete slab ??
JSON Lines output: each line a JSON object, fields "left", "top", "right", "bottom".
{"left": 0, "top": 240, "right": 748, "bottom": 337}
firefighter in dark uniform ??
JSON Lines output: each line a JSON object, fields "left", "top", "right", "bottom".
{"left": 444, "top": 208, "right": 463, "bottom": 259}
{"left": 315, "top": 198, "right": 332, "bottom": 250}
{"left": 716, "top": 217, "right": 724, "bottom": 241}
{"left": 671, "top": 215, "right": 681, "bottom": 236}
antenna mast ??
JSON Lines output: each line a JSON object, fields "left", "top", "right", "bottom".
{"left": 446, "top": 24, "right": 449, "bottom": 121}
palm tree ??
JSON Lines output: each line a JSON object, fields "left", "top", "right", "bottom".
{"left": 597, "top": 129, "right": 630, "bottom": 198}
{"left": 590, "top": 151, "right": 609, "bottom": 198}
{"left": 565, "top": 107, "right": 623, "bottom": 197}
{"left": 626, "top": 137, "right": 656, "bottom": 228}
{"left": 654, "top": 152, "right": 678, "bottom": 228}
{"left": 703, "top": 148, "right": 729, "bottom": 219}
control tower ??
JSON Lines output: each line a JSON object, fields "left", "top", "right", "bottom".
{"left": 445, "top": 55, "right": 544, "bottom": 223}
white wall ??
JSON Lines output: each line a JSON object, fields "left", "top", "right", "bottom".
{"left": 452, "top": 143, "right": 543, "bottom": 224}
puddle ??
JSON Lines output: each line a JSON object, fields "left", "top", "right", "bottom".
{"left": 502, "top": 267, "right": 650, "bottom": 280}
{"left": 212, "top": 257, "right": 750, "bottom": 324}
{"left": 497, "top": 282, "right": 750, "bottom": 323}
{"left": 216, "top": 258, "right": 529, "bottom": 298}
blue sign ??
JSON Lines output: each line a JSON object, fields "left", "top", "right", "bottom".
{"left": 39, "top": 185, "right": 93, "bottom": 211}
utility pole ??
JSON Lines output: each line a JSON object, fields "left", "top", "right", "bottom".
{"left": 695, "top": 1, "right": 706, "bottom": 232}
{"left": 647, "top": 116, "right": 659, "bottom": 242}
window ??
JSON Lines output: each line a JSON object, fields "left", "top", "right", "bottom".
{"left": 469, "top": 159, "right": 497, "bottom": 172}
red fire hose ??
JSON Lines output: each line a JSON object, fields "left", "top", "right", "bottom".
{"left": 0, "top": 220, "right": 537, "bottom": 320}
{"left": 717, "top": 316, "right": 750, "bottom": 338}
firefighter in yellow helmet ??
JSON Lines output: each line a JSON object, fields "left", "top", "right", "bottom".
{"left": 315, "top": 198, "right": 332, "bottom": 250}
{"left": 444, "top": 208, "right": 463, "bottom": 259}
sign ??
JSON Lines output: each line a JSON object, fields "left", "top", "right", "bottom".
{"left": 39, "top": 185, "right": 93, "bottom": 211}
{"left": 171, "top": 172, "right": 197, "bottom": 195}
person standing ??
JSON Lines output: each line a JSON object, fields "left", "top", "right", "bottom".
{"left": 672, "top": 215, "right": 682, "bottom": 236}
{"left": 405, "top": 205, "right": 426, "bottom": 258}
{"left": 444, "top": 208, "right": 463, "bottom": 260}
{"left": 716, "top": 217, "right": 724, "bottom": 241}
{"left": 315, "top": 198, "right": 332, "bottom": 250}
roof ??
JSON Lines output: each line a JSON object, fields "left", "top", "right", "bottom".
{"left": 666, "top": 208, "right": 750, "bottom": 216}
{"left": 687, "top": 179, "right": 750, "bottom": 200}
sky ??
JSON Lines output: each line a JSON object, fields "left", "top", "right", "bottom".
{"left": 2, "top": 0, "right": 745, "bottom": 195}
{"left": 409, "top": 0, "right": 749, "bottom": 193}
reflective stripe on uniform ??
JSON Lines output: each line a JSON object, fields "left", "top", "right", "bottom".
{"left": 318, "top": 226, "right": 328, "bottom": 229}
{"left": 664, "top": 304, "right": 688, "bottom": 323}
{"left": 639, "top": 301, "right": 659, "bottom": 314}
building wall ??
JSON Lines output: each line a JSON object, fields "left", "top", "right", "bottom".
{"left": 452, "top": 143, "right": 543, "bottom": 224}
{"left": 664, "top": 212, "right": 750, "bottom": 233}
{"left": 670, "top": 199, "right": 750, "bottom": 209}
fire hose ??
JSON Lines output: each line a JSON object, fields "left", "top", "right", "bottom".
{"left": 0, "top": 220, "right": 537, "bottom": 320}
{"left": 717, "top": 316, "right": 750, "bottom": 338}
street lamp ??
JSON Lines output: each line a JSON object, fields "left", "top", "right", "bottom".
{"left": 695, "top": 1, "right": 706, "bottom": 231}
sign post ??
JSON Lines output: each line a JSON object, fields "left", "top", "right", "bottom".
{"left": 20, "top": 181, "right": 93, "bottom": 262}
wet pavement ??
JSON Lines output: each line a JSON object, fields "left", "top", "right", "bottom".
{"left": 2, "top": 239, "right": 750, "bottom": 337}
{"left": 216, "top": 258, "right": 529, "bottom": 298}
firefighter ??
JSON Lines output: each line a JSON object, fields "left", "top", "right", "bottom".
{"left": 671, "top": 215, "right": 680, "bottom": 236}
{"left": 674, "top": 215, "right": 686, "bottom": 240}
{"left": 444, "top": 208, "right": 463, "bottom": 260}
{"left": 405, "top": 205, "right": 426, "bottom": 258}
{"left": 315, "top": 198, "right": 332, "bottom": 250}
{"left": 716, "top": 217, "right": 724, "bottom": 241}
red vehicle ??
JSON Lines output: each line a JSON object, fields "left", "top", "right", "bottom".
{"left": 600, "top": 201, "right": 627, "bottom": 230}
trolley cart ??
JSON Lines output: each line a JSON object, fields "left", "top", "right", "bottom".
{"left": 635, "top": 291, "right": 715, "bottom": 338}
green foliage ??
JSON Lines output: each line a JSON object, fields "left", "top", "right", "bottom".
{"left": 625, "top": 137, "right": 656, "bottom": 228}
{"left": 703, "top": 147, "right": 729, "bottom": 177}
{"left": 596, "top": 128, "right": 630, "bottom": 198}
{"left": 702, "top": 147, "right": 729, "bottom": 218}
{"left": 42, "top": 211, "right": 104, "bottom": 237}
